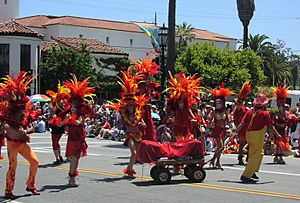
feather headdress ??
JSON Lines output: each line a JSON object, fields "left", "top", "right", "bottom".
{"left": 105, "top": 69, "right": 147, "bottom": 127}
{"left": 166, "top": 71, "right": 202, "bottom": 108}
{"left": 46, "top": 80, "right": 70, "bottom": 107}
{"left": 117, "top": 69, "right": 142, "bottom": 100}
{"left": 0, "top": 71, "right": 33, "bottom": 111}
{"left": 236, "top": 81, "right": 251, "bottom": 104}
{"left": 211, "top": 82, "right": 233, "bottom": 98}
{"left": 272, "top": 83, "right": 289, "bottom": 104}
{"left": 64, "top": 74, "right": 95, "bottom": 104}
{"left": 133, "top": 57, "right": 159, "bottom": 78}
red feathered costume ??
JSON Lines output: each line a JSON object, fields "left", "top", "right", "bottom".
{"left": 63, "top": 74, "right": 94, "bottom": 160}
{"left": 134, "top": 57, "right": 159, "bottom": 142}
{"left": 211, "top": 83, "right": 233, "bottom": 139}
{"left": 272, "top": 84, "right": 293, "bottom": 164}
{"left": 0, "top": 72, "right": 41, "bottom": 197}
{"left": 136, "top": 72, "right": 204, "bottom": 164}
{"left": 166, "top": 72, "right": 202, "bottom": 141}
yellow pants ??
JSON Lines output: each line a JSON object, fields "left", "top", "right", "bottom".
{"left": 5, "top": 140, "right": 39, "bottom": 194}
{"left": 242, "top": 127, "right": 266, "bottom": 178}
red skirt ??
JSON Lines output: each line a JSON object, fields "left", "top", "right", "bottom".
{"left": 65, "top": 125, "right": 87, "bottom": 159}
{"left": 213, "top": 126, "right": 226, "bottom": 138}
{"left": 0, "top": 133, "right": 5, "bottom": 146}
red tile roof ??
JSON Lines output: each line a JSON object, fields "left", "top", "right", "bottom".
{"left": 40, "top": 41, "right": 59, "bottom": 52}
{"left": 17, "top": 15, "right": 147, "bottom": 33}
{"left": 16, "top": 15, "right": 235, "bottom": 42}
{"left": 0, "top": 20, "right": 43, "bottom": 38}
{"left": 192, "top": 29, "right": 235, "bottom": 42}
{"left": 41, "top": 36, "right": 128, "bottom": 56}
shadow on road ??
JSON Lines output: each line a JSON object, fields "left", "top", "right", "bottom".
{"left": 263, "top": 162, "right": 283, "bottom": 165}
{"left": 132, "top": 179, "right": 192, "bottom": 187}
{"left": 39, "top": 184, "right": 74, "bottom": 193}
{"left": 218, "top": 180, "right": 274, "bottom": 185}
{"left": 116, "top": 156, "right": 131, "bottom": 159}
{"left": 102, "top": 144, "right": 127, "bottom": 149}
{"left": 0, "top": 194, "right": 31, "bottom": 202}
{"left": 114, "top": 162, "right": 129, "bottom": 166}
{"left": 90, "top": 176, "right": 136, "bottom": 183}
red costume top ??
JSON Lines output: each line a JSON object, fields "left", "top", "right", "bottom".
{"left": 141, "top": 104, "right": 156, "bottom": 141}
{"left": 213, "top": 110, "right": 228, "bottom": 138}
{"left": 233, "top": 106, "right": 248, "bottom": 140}
{"left": 242, "top": 109, "right": 273, "bottom": 131}
{"left": 173, "top": 108, "right": 193, "bottom": 140}
{"left": 273, "top": 112, "right": 292, "bottom": 151}
{"left": 65, "top": 123, "right": 87, "bottom": 159}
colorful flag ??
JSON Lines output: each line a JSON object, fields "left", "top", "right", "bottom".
{"left": 135, "top": 24, "right": 162, "bottom": 53}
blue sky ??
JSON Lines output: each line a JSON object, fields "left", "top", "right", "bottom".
{"left": 20, "top": 0, "right": 300, "bottom": 53}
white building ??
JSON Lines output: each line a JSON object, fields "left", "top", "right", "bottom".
{"left": 0, "top": 0, "right": 19, "bottom": 22}
{"left": 16, "top": 15, "right": 237, "bottom": 60}
{"left": 0, "top": 1, "right": 237, "bottom": 93}
{"left": 0, "top": 21, "right": 42, "bottom": 93}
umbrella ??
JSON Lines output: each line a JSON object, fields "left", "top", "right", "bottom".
{"left": 151, "top": 112, "right": 161, "bottom": 121}
{"left": 29, "top": 94, "right": 51, "bottom": 103}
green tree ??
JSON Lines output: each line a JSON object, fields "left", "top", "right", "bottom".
{"left": 176, "top": 22, "right": 195, "bottom": 52}
{"left": 175, "top": 42, "right": 264, "bottom": 90}
{"left": 40, "top": 45, "right": 96, "bottom": 93}
{"left": 247, "top": 34, "right": 274, "bottom": 84}
{"left": 268, "top": 40, "right": 293, "bottom": 85}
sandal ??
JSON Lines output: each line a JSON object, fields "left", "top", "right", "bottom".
{"left": 123, "top": 168, "right": 136, "bottom": 177}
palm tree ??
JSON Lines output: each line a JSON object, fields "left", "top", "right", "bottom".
{"left": 237, "top": 0, "right": 255, "bottom": 49}
{"left": 167, "top": 0, "right": 176, "bottom": 74}
{"left": 269, "top": 52, "right": 292, "bottom": 85}
{"left": 176, "top": 22, "right": 195, "bottom": 51}
{"left": 248, "top": 34, "right": 272, "bottom": 54}
{"left": 248, "top": 34, "right": 274, "bottom": 84}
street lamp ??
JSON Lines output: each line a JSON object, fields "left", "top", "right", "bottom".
{"left": 158, "top": 23, "right": 168, "bottom": 110}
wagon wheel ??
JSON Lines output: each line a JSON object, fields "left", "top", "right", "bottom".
{"left": 154, "top": 167, "right": 172, "bottom": 184}
{"left": 150, "top": 166, "right": 158, "bottom": 179}
{"left": 184, "top": 166, "right": 191, "bottom": 179}
{"left": 189, "top": 166, "right": 206, "bottom": 183}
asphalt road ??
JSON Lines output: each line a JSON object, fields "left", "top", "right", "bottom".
{"left": 0, "top": 132, "right": 300, "bottom": 203}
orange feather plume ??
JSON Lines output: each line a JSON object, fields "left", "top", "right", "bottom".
{"left": 0, "top": 71, "right": 33, "bottom": 111}
{"left": 272, "top": 83, "right": 288, "bottom": 104}
{"left": 237, "top": 81, "right": 251, "bottom": 101}
{"left": 211, "top": 82, "right": 233, "bottom": 98}
{"left": 133, "top": 57, "right": 159, "bottom": 77}
{"left": 166, "top": 71, "right": 202, "bottom": 107}
{"left": 64, "top": 74, "right": 95, "bottom": 103}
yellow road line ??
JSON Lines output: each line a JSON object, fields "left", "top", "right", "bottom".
{"left": 2, "top": 160, "right": 300, "bottom": 201}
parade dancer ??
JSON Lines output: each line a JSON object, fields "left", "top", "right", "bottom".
{"left": 0, "top": 72, "right": 41, "bottom": 199}
{"left": 210, "top": 83, "right": 233, "bottom": 169}
{"left": 61, "top": 74, "right": 94, "bottom": 186}
{"left": 272, "top": 84, "right": 293, "bottom": 164}
{"left": 237, "top": 93, "right": 281, "bottom": 183}
{"left": 166, "top": 72, "right": 202, "bottom": 141}
{"left": 46, "top": 83, "right": 70, "bottom": 165}
{"left": 106, "top": 70, "right": 147, "bottom": 177}
{"left": 232, "top": 81, "right": 251, "bottom": 165}
{"left": 134, "top": 57, "right": 160, "bottom": 141}
{"left": 191, "top": 100, "right": 207, "bottom": 153}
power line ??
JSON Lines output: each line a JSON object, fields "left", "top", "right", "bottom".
{"left": 39, "top": 0, "right": 300, "bottom": 22}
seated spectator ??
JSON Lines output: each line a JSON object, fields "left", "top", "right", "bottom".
{"left": 36, "top": 116, "right": 46, "bottom": 133}
{"left": 95, "top": 120, "right": 111, "bottom": 139}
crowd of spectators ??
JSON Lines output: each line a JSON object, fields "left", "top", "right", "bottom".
{"left": 33, "top": 99, "right": 300, "bottom": 158}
